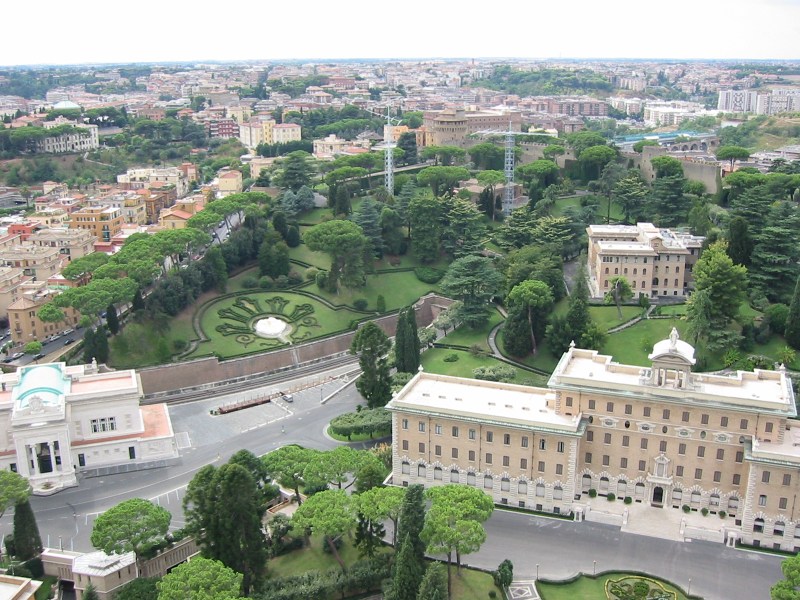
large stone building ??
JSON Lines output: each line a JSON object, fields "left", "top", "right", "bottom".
{"left": 422, "top": 108, "right": 522, "bottom": 148}
{"left": 388, "top": 332, "right": 800, "bottom": 550}
{"left": 69, "top": 205, "right": 124, "bottom": 243}
{"left": 586, "top": 223, "right": 704, "bottom": 299}
{"left": 0, "top": 361, "right": 178, "bottom": 494}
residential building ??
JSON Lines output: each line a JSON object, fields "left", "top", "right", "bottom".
{"left": 388, "top": 331, "right": 800, "bottom": 550}
{"left": 69, "top": 205, "right": 123, "bottom": 243}
{"left": 312, "top": 134, "right": 372, "bottom": 159}
{"left": 717, "top": 89, "right": 760, "bottom": 113}
{"left": 8, "top": 284, "right": 80, "bottom": 346}
{"left": 0, "top": 266, "right": 31, "bottom": 319}
{"left": 28, "top": 208, "right": 70, "bottom": 229}
{"left": 36, "top": 119, "right": 99, "bottom": 154}
{"left": 28, "top": 228, "right": 96, "bottom": 262}
{"left": 586, "top": 223, "right": 704, "bottom": 299}
{"left": 0, "top": 360, "right": 179, "bottom": 495}
{"left": 546, "top": 97, "right": 608, "bottom": 117}
{"left": 272, "top": 123, "right": 302, "bottom": 144}
{"left": 158, "top": 196, "right": 204, "bottom": 229}
{"left": 217, "top": 169, "right": 243, "bottom": 196}
{"left": 0, "top": 244, "right": 63, "bottom": 282}
{"left": 116, "top": 167, "right": 190, "bottom": 199}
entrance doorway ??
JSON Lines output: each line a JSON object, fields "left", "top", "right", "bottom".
{"left": 652, "top": 485, "right": 664, "bottom": 507}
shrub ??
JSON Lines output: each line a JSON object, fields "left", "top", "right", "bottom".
{"left": 315, "top": 271, "right": 328, "bottom": 290}
{"left": 682, "top": 505, "right": 691, "bottom": 513}
{"left": 469, "top": 343, "right": 486, "bottom": 356}
{"left": 473, "top": 365, "right": 516, "bottom": 382}
{"left": 242, "top": 275, "right": 259, "bottom": 289}
{"left": 259, "top": 276, "right": 274, "bottom": 290}
{"left": 719, "top": 510, "right": 727, "bottom": 519}
{"left": 376, "top": 295, "right": 386, "bottom": 313}
{"left": 701, "top": 507, "right": 709, "bottom": 516}
{"left": 321, "top": 535, "right": 343, "bottom": 554}
{"left": 306, "top": 267, "right": 319, "bottom": 281}
{"left": 488, "top": 592, "right": 497, "bottom": 599}
{"left": 588, "top": 489, "right": 597, "bottom": 498}
{"left": 414, "top": 267, "right": 445, "bottom": 284}
{"left": 443, "top": 353, "right": 459, "bottom": 363}
{"left": 607, "top": 493, "right": 616, "bottom": 501}
{"left": 172, "top": 339, "right": 187, "bottom": 351}
{"left": 287, "top": 271, "right": 303, "bottom": 285}
{"left": 624, "top": 496, "right": 632, "bottom": 505}
{"left": 353, "top": 299, "right": 369, "bottom": 311}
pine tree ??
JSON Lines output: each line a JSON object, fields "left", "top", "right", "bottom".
{"left": 396, "top": 485, "right": 426, "bottom": 572}
{"left": 394, "top": 308, "right": 410, "bottom": 372}
{"left": 417, "top": 562, "right": 448, "bottom": 600}
{"left": 785, "top": 276, "right": 800, "bottom": 350}
{"left": 83, "top": 328, "right": 96, "bottom": 363}
{"left": 389, "top": 533, "right": 424, "bottom": 600}
{"left": 105, "top": 304, "right": 119, "bottom": 335}
{"left": 12, "top": 500, "right": 42, "bottom": 560}
{"left": 352, "top": 198, "right": 384, "bottom": 257}
{"left": 82, "top": 583, "right": 99, "bottom": 600}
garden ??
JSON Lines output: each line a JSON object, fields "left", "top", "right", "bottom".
{"left": 537, "top": 573, "right": 691, "bottom": 600}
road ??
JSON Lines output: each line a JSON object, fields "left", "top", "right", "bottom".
{"left": 10, "top": 363, "right": 363, "bottom": 552}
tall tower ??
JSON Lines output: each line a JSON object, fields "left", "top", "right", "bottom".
{"left": 503, "top": 123, "right": 516, "bottom": 217}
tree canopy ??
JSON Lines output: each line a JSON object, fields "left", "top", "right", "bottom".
{"left": 157, "top": 557, "right": 243, "bottom": 600}
{"left": 90, "top": 498, "right": 171, "bottom": 559}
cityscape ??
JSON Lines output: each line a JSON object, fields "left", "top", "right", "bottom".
{"left": 0, "top": 6, "right": 800, "bottom": 599}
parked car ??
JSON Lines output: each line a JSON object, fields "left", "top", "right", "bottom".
{"left": 11, "top": 352, "right": 24, "bottom": 360}
{"left": 63, "top": 338, "right": 74, "bottom": 346}
{"left": 33, "top": 353, "right": 45, "bottom": 360}
{"left": 281, "top": 394, "right": 294, "bottom": 403}
{"left": 50, "top": 334, "right": 61, "bottom": 341}
{"left": 63, "top": 328, "right": 74, "bottom": 335}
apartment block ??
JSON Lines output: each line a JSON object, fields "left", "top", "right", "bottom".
{"left": 272, "top": 123, "right": 302, "bottom": 144}
{"left": 28, "top": 228, "right": 96, "bottom": 262}
{"left": 69, "top": 206, "right": 123, "bottom": 243}
{"left": 0, "top": 244, "right": 63, "bottom": 282}
{"left": 8, "top": 285, "right": 80, "bottom": 346}
{"left": 388, "top": 332, "right": 800, "bottom": 550}
{"left": 587, "top": 223, "right": 704, "bottom": 299}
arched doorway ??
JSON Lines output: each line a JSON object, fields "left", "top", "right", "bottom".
{"left": 652, "top": 485, "right": 664, "bottom": 506}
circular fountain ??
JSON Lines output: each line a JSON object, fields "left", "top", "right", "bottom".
{"left": 254, "top": 317, "right": 290, "bottom": 338}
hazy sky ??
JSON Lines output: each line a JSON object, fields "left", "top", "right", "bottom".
{"left": 3, "top": 0, "right": 799, "bottom": 66}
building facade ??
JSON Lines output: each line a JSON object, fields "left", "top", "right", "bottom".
{"left": 0, "top": 361, "right": 179, "bottom": 494}
{"left": 69, "top": 205, "right": 124, "bottom": 243}
{"left": 587, "top": 223, "right": 704, "bottom": 299}
{"left": 388, "top": 332, "right": 800, "bottom": 550}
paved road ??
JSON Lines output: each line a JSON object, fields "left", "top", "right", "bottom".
{"left": 468, "top": 510, "right": 783, "bottom": 600}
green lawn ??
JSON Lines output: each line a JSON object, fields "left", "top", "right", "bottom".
{"left": 421, "top": 348, "right": 548, "bottom": 386}
{"left": 552, "top": 194, "right": 625, "bottom": 223}
{"left": 602, "top": 317, "right": 687, "bottom": 367}
{"left": 312, "top": 270, "right": 440, "bottom": 311}
{"left": 441, "top": 308, "right": 504, "bottom": 352}
{"left": 537, "top": 573, "right": 690, "bottom": 600}
{"left": 589, "top": 305, "right": 643, "bottom": 329}
{"left": 289, "top": 243, "right": 332, "bottom": 269}
{"left": 268, "top": 536, "right": 368, "bottom": 578}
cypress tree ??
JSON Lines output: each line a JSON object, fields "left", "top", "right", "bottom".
{"left": 83, "top": 328, "right": 96, "bottom": 363}
{"left": 389, "top": 533, "right": 424, "bottom": 600}
{"left": 785, "top": 276, "right": 800, "bottom": 350}
{"left": 502, "top": 303, "right": 533, "bottom": 357}
{"left": 105, "top": 304, "right": 119, "bottom": 335}
{"left": 405, "top": 306, "right": 420, "bottom": 371}
{"left": 12, "top": 500, "right": 42, "bottom": 560}
{"left": 94, "top": 327, "right": 109, "bottom": 363}
{"left": 417, "top": 562, "right": 448, "bottom": 600}
{"left": 132, "top": 288, "right": 145, "bottom": 312}
{"left": 82, "top": 583, "right": 99, "bottom": 600}
{"left": 394, "top": 308, "right": 410, "bottom": 372}
{"left": 396, "top": 485, "right": 426, "bottom": 572}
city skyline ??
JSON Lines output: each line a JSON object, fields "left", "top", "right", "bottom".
{"left": 2, "top": 0, "right": 799, "bottom": 67}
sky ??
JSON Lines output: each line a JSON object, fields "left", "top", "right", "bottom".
{"left": 2, "top": 0, "right": 799, "bottom": 67}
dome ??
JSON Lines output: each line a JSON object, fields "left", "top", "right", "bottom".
{"left": 12, "top": 363, "right": 71, "bottom": 411}
{"left": 52, "top": 100, "right": 81, "bottom": 110}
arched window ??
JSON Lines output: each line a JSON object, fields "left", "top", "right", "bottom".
{"left": 672, "top": 489, "right": 683, "bottom": 502}
{"left": 710, "top": 493, "right": 720, "bottom": 507}
{"left": 728, "top": 496, "right": 739, "bottom": 512}
{"left": 450, "top": 469, "right": 460, "bottom": 483}
{"left": 501, "top": 477, "right": 510, "bottom": 492}
{"left": 599, "top": 476, "right": 609, "bottom": 493}
{"left": 754, "top": 517, "right": 765, "bottom": 533}
{"left": 518, "top": 481, "right": 528, "bottom": 495}
{"left": 467, "top": 472, "right": 476, "bottom": 486}
{"left": 401, "top": 461, "right": 410, "bottom": 474}
{"left": 536, "top": 483, "right": 545, "bottom": 497}
{"left": 553, "top": 485, "right": 563, "bottom": 500}
{"left": 484, "top": 475, "right": 493, "bottom": 489}
{"left": 691, "top": 491, "right": 701, "bottom": 505}
{"left": 582, "top": 474, "right": 592, "bottom": 491}
{"left": 635, "top": 482, "right": 645, "bottom": 499}
{"left": 433, "top": 467, "right": 442, "bottom": 480}
{"left": 417, "top": 464, "right": 426, "bottom": 478}
{"left": 617, "top": 480, "right": 627, "bottom": 496}
{"left": 775, "top": 521, "right": 786, "bottom": 536}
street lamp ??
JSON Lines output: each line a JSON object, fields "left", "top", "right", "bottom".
{"left": 688, "top": 578, "right": 691, "bottom": 595}
{"left": 593, "top": 560, "right": 597, "bottom": 576}
{"left": 536, "top": 564, "right": 539, "bottom": 580}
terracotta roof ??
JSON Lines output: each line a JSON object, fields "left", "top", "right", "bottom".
{"left": 163, "top": 210, "right": 192, "bottom": 220}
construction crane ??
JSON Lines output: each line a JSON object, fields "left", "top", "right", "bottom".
{"left": 474, "top": 123, "right": 556, "bottom": 217}
{"left": 364, "top": 105, "right": 403, "bottom": 195}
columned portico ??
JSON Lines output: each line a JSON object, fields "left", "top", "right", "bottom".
{"left": 646, "top": 454, "right": 673, "bottom": 508}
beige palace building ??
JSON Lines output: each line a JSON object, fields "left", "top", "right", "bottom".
{"left": 388, "top": 331, "right": 800, "bottom": 550}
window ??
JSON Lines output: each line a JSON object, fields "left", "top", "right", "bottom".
{"left": 740, "top": 419, "right": 749, "bottom": 430}
{"left": 452, "top": 426, "right": 459, "bottom": 437}
{"left": 402, "top": 440, "right": 409, "bottom": 451}
{"left": 622, "top": 435, "right": 630, "bottom": 447}
{"left": 588, "top": 400, "right": 596, "bottom": 410}
{"left": 484, "top": 475, "right": 493, "bottom": 489}
{"left": 701, "top": 414, "right": 709, "bottom": 425}
{"left": 468, "top": 450, "right": 475, "bottom": 461}
{"left": 503, "top": 434, "right": 511, "bottom": 445}
{"left": 452, "top": 448, "right": 458, "bottom": 459}
{"left": 721, "top": 416, "right": 729, "bottom": 427}
{"left": 419, "top": 443, "right": 425, "bottom": 453}
{"left": 759, "top": 495, "right": 767, "bottom": 507}
{"left": 520, "top": 458, "right": 528, "bottom": 469}
{"left": 639, "top": 460, "right": 646, "bottom": 471}
{"left": 678, "top": 443, "right": 686, "bottom": 455}
{"left": 766, "top": 422, "right": 774, "bottom": 433}
{"left": 585, "top": 452, "right": 592, "bottom": 464}
{"left": 697, "top": 446, "right": 705, "bottom": 458}
{"left": 503, "top": 455, "right": 510, "bottom": 467}
{"left": 435, "top": 424, "right": 442, "bottom": 435}
{"left": 607, "top": 402, "right": 614, "bottom": 413}
{"left": 538, "top": 461, "right": 545, "bottom": 472}
{"left": 486, "top": 453, "right": 493, "bottom": 465}
{"left": 625, "top": 404, "right": 632, "bottom": 415}
{"left": 620, "top": 457, "right": 628, "bottom": 468}
{"left": 557, "top": 441, "right": 565, "bottom": 453}
{"left": 587, "top": 431, "right": 594, "bottom": 442}
{"left": 602, "top": 455, "right": 610, "bottom": 467}
{"left": 676, "top": 466, "right": 684, "bottom": 477}
{"left": 402, "top": 419, "right": 408, "bottom": 430}
{"left": 469, "top": 429, "right": 476, "bottom": 440}
{"left": 643, "top": 407, "right": 651, "bottom": 417}
{"left": 604, "top": 433, "right": 612, "bottom": 444}
{"left": 539, "top": 438, "right": 546, "bottom": 451}
{"left": 418, "top": 422, "right": 426, "bottom": 432}
{"left": 733, "top": 474, "right": 741, "bottom": 485}
{"left": 763, "top": 471, "right": 771, "bottom": 484}
{"left": 780, "top": 498, "right": 788, "bottom": 510}
{"left": 663, "top": 409, "right": 670, "bottom": 420}
{"left": 521, "top": 436, "right": 529, "bottom": 448}
{"left": 486, "top": 431, "right": 494, "bottom": 443}
{"left": 640, "top": 438, "right": 648, "bottom": 450}
{"left": 566, "top": 397, "right": 573, "bottom": 407}
{"left": 736, "top": 451, "right": 744, "bottom": 463}
{"left": 78, "top": 454, "right": 86, "bottom": 467}
{"left": 90, "top": 417, "right": 117, "bottom": 433}
{"left": 784, "top": 474, "right": 792, "bottom": 486}
{"left": 713, "top": 471, "right": 721, "bottom": 483}
{"left": 660, "top": 440, "right": 667, "bottom": 452}
{"left": 435, "top": 445, "right": 442, "bottom": 456}
{"left": 556, "top": 464, "right": 563, "bottom": 475}
{"left": 716, "top": 448, "right": 725, "bottom": 461}
{"left": 682, "top": 411, "right": 690, "bottom": 423}
{"left": 694, "top": 468, "right": 702, "bottom": 480}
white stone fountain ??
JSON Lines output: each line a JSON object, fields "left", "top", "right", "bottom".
{"left": 254, "top": 316, "right": 291, "bottom": 340}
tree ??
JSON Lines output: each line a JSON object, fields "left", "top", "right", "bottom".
{"left": 394, "top": 306, "right": 420, "bottom": 373}
{"left": 351, "top": 321, "right": 392, "bottom": 408}
{"left": 633, "top": 139, "right": 660, "bottom": 153}
{"left": 647, "top": 174, "right": 691, "bottom": 227}
{"left": 785, "top": 276, "right": 800, "bottom": 350}
{"left": 93, "top": 326, "right": 109, "bottom": 363}
{"left": 693, "top": 241, "right": 748, "bottom": 324}
{"left": 612, "top": 174, "right": 648, "bottom": 223}
{"left": 352, "top": 198, "right": 384, "bottom": 257}
{"left": 258, "top": 233, "right": 290, "bottom": 279}
{"left": 0, "top": 472, "right": 30, "bottom": 537}
{"left": 417, "top": 562, "right": 448, "bottom": 600}
{"left": 83, "top": 583, "right": 99, "bottom": 600}
{"left": 132, "top": 287, "right": 146, "bottom": 312}
{"left": 440, "top": 256, "right": 502, "bottom": 328}
{"left": 203, "top": 247, "right": 228, "bottom": 292}
{"left": 565, "top": 131, "right": 607, "bottom": 158}
{"left": 421, "top": 145, "right": 466, "bottom": 166}
{"left": 389, "top": 533, "right": 425, "bottom": 600}
{"left": 578, "top": 145, "right": 617, "bottom": 181}
{"left": 771, "top": 554, "right": 800, "bottom": 600}
{"left": 650, "top": 156, "right": 684, "bottom": 179}
{"left": 304, "top": 220, "right": 369, "bottom": 291}
{"left": 379, "top": 206, "right": 404, "bottom": 255}
{"left": 354, "top": 511, "right": 386, "bottom": 559}
{"left": 494, "top": 559, "right": 514, "bottom": 590}
{"left": 274, "top": 151, "right": 315, "bottom": 191}
{"left": 409, "top": 193, "right": 441, "bottom": 263}
{"left": 716, "top": 145, "right": 751, "bottom": 171}
{"left": 291, "top": 489, "right": 356, "bottom": 569}
{"left": 24, "top": 341, "right": 42, "bottom": 356}
{"left": 604, "top": 276, "right": 633, "bottom": 320}
{"left": 416, "top": 166, "right": 470, "bottom": 197}
{"left": 90, "top": 498, "right": 171, "bottom": 563}
{"left": 502, "top": 303, "right": 533, "bottom": 357}
{"left": 115, "top": 578, "right": 159, "bottom": 600}
{"left": 396, "top": 485, "right": 426, "bottom": 573}
{"left": 469, "top": 142, "right": 504, "bottom": 170}
{"left": 439, "top": 197, "right": 486, "bottom": 259}
{"left": 726, "top": 216, "right": 753, "bottom": 267}
{"left": 157, "top": 557, "right": 242, "bottom": 600}
{"left": 397, "top": 132, "right": 417, "bottom": 165}
{"left": 507, "top": 280, "right": 554, "bottom": 355}
{"left": 685, "top": 288, "right": 714, "bottom": 347}
{"left": 37, "top": 303, "right": 66, "bottom": 326}
{"left": 750, "top": 202, "right": 800, "bottom": 303}
{"left": 12, "top": 500, "right": 41, "bottom": 560}
{"left": 106, "top": 304, "right": 119, "bottom": 335}
{"left": 261, "top": 445, "right": 316, "bottom": 505}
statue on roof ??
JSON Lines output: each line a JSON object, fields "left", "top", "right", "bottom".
{"left": 669, "top": 327, "right": 679, "bottom": 350}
